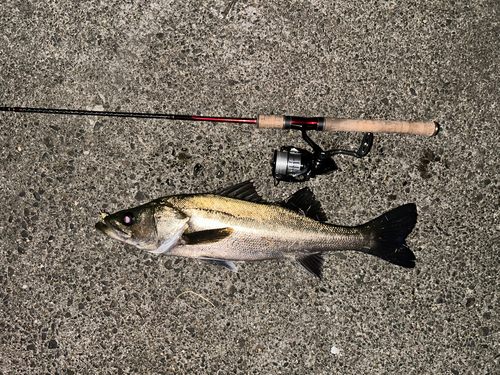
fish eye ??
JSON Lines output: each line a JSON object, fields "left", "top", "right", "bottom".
{"left": 122, "top": 212, "right": 135, "bottom": 226}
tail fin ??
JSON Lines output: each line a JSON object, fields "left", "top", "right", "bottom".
{"left": 361, "top": 204, "right": 417, "bottom": 268}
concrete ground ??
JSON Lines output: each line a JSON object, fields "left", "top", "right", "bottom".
{"left": 1, "top": 1, "right": 499, "bottom": 374}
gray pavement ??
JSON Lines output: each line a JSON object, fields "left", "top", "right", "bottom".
{"left": 1, "top": 1, "right": 499, "bottom": 374}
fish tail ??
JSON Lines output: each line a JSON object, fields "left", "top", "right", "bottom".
{"left": 361, "top": 203, "right": 417, "bottom": 268}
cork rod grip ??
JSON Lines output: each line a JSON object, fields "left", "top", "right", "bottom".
{"left": 324, "top": 118, "right": 439, "bottom": 136}
{"left": 256, "top": 115, "right": 285, "bottom": 129}
{"left": 257, "top": 115, "right": 439, "bottom": 136}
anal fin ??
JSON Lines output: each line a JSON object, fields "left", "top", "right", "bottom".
{"left": 295, "top": 253, "right": 324, "bottom": 279}
{"left": 198, "top": 257, "right": 240, "bottom": 273}
{"left": 183, "top": 227, "right": 233, "bottom": 245}
{"left": 213, "top": 260, "right": 238, "bottom": 273}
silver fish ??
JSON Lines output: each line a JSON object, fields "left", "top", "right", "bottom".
{"left": 95, "top": 181, "right": 417, "bottom": 278}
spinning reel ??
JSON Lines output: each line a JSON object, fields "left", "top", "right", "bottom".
{"left": 272, "top": 127, "right": 373, "bottom": 183}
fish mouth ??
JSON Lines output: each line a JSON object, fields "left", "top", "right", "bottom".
{"left": 95, "top": 221, "right": 132, "bottom": 240}
{"left": 95, "top": 221, "right": 110, "bottom": 234}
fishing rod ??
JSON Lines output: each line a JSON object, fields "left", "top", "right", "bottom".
{"left": 0, "top": 106, "right": 438, "bottom": 135}
{"left": 0, "top": 106, "right": 439, "bottom": 183}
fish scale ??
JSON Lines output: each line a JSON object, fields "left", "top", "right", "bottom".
{"left": 166, "top": 195, "right": 368, "bottom": 254}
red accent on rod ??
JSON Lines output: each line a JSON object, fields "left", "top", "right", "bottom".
{"left": 293, "top": 121, "right": 319, "bottom": 125}
{"left": 290, "top": 120, "right": 320, "bottom": 125}
{"left": 191, "top": 117, "right": 256, "bottom": 124}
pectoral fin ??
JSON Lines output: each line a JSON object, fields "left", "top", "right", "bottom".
{"left": 182, "top": 227, "right": 234, "bottom": 245}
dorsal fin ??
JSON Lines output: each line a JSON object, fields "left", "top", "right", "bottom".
{"left": 280, "top": 187, "right": 328, "bottom": 222}
{"left": 215, "top": 180, "right": 265, "bottom": 203}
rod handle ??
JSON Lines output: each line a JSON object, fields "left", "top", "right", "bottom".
{"left": 323, "top": 118, "right": 439, "bottom": 136}
{"left": 257, "top": 115, "right": 439, "bottom": 136}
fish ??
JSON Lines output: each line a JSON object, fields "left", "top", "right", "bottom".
{"left": 95, "top": 181, "right": 417, "bottom": 278}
